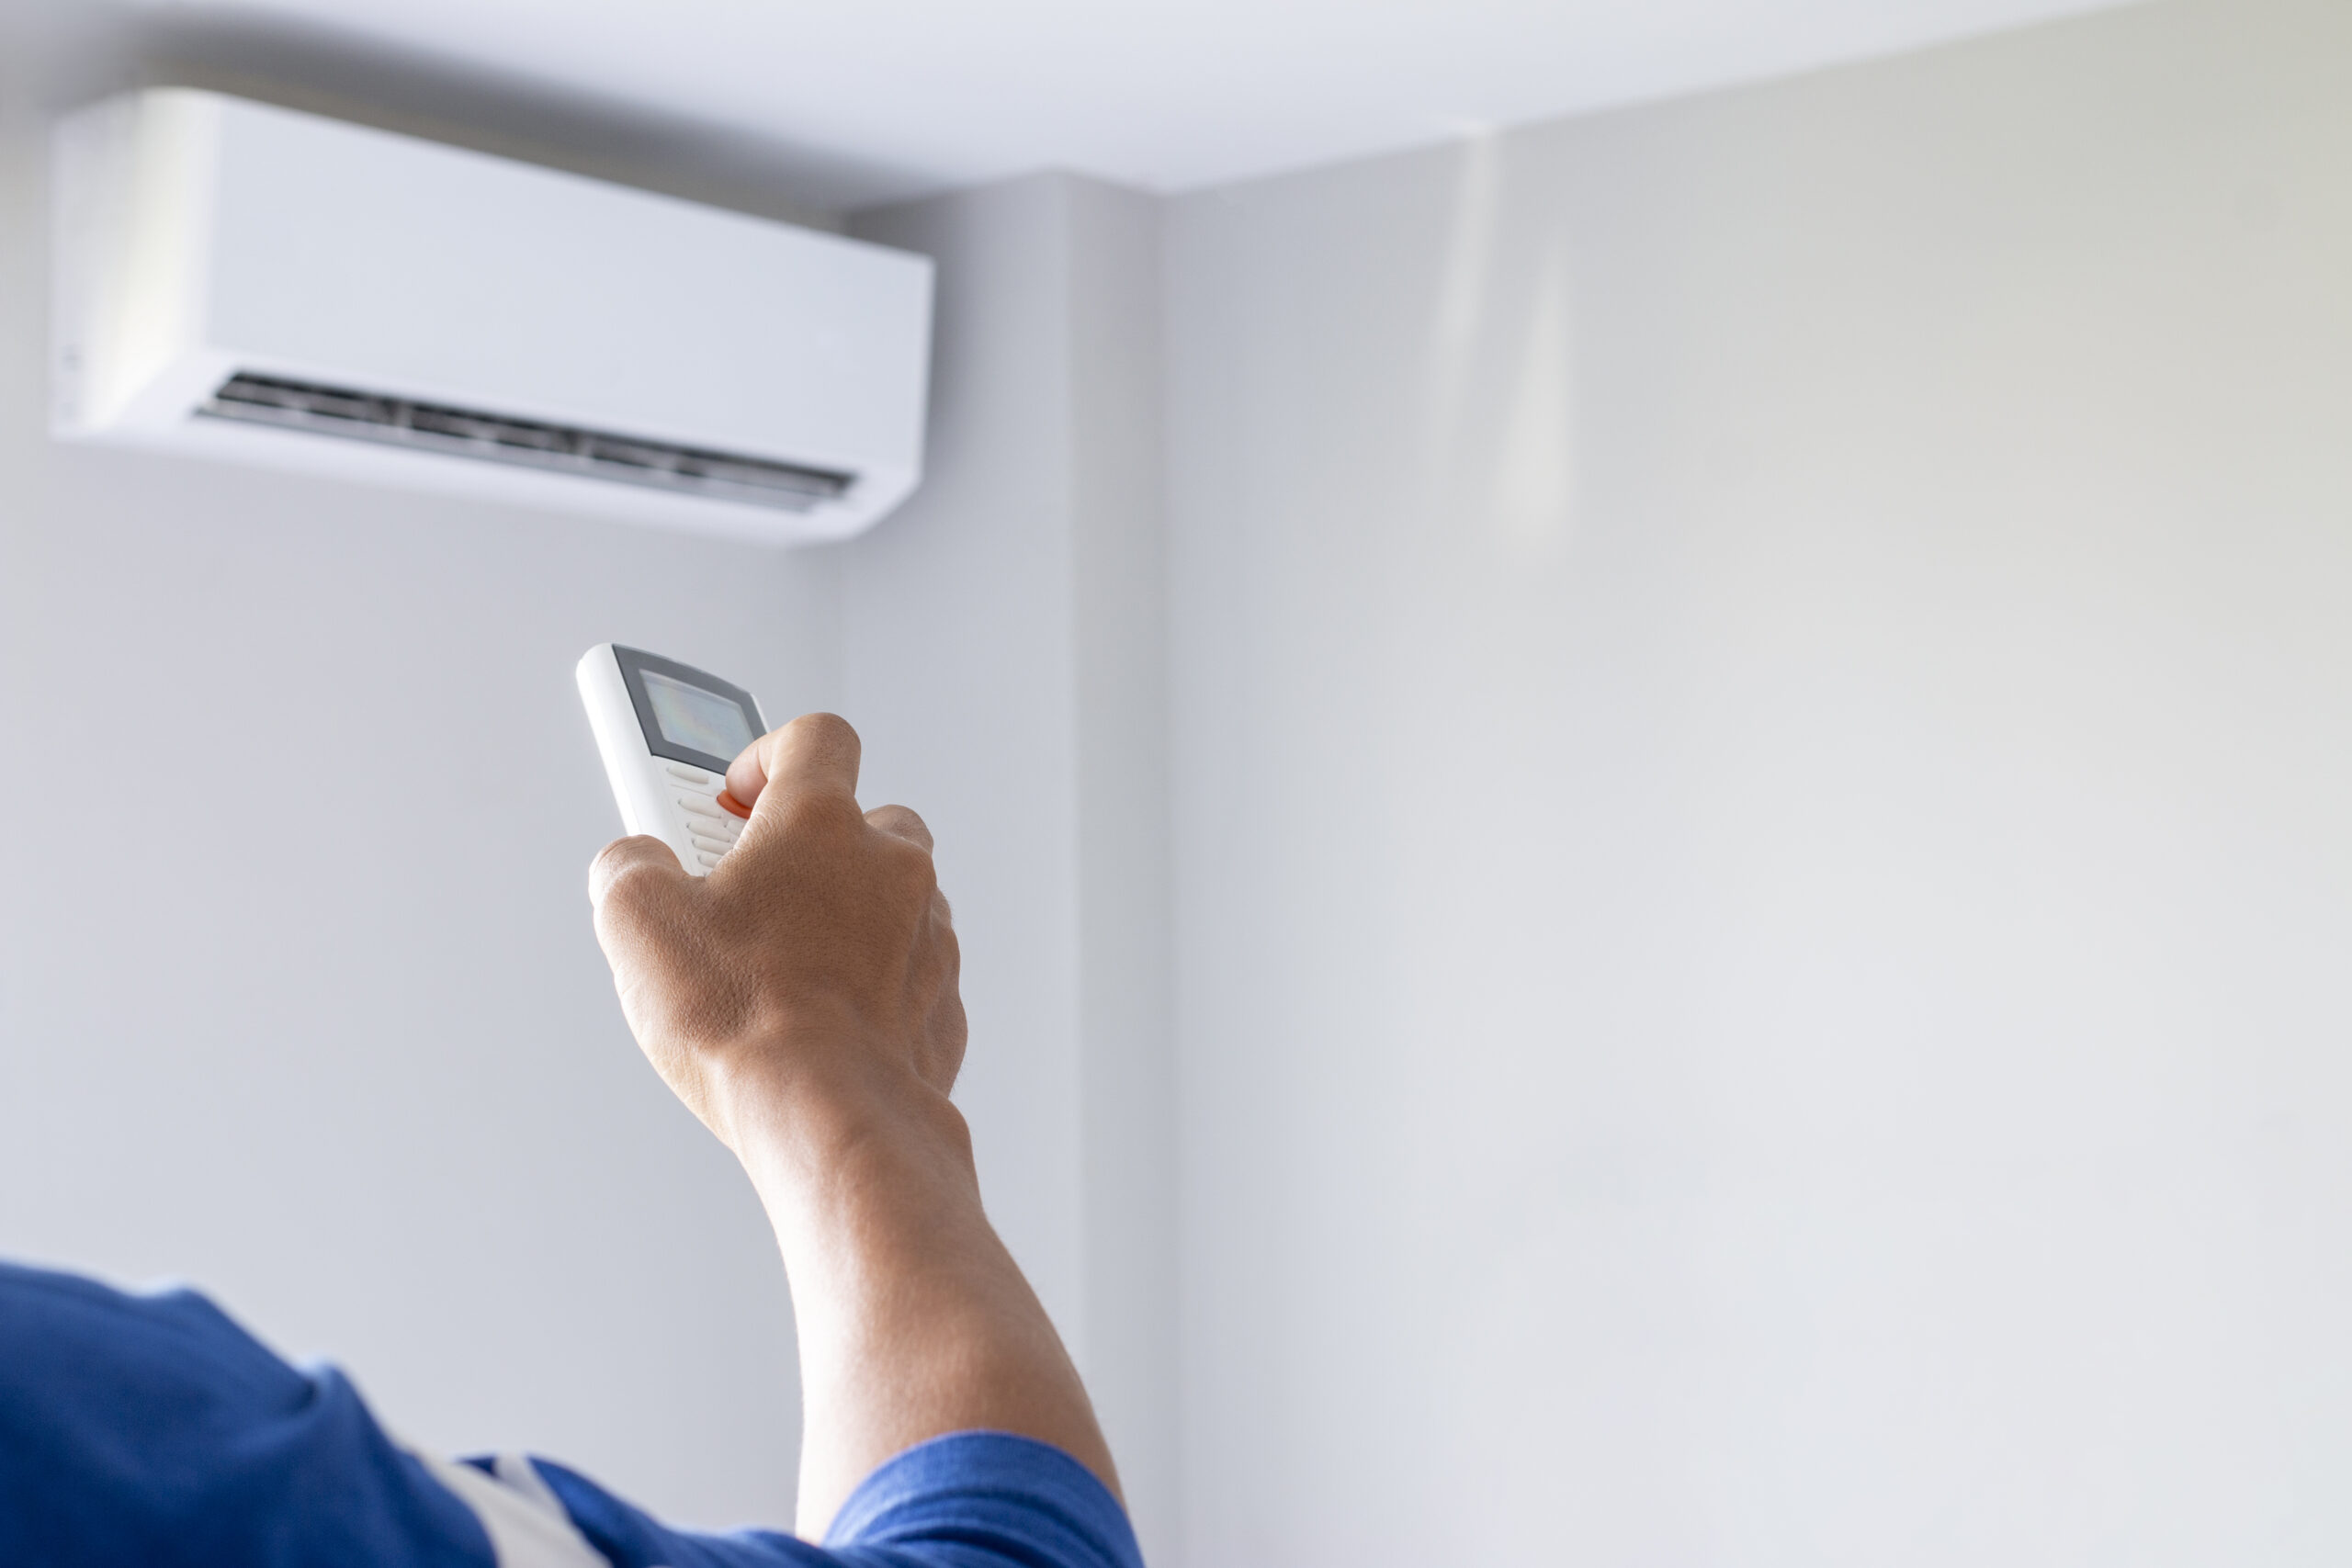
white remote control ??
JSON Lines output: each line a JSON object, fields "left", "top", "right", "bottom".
{"left": 577, "top": 643, "right": 767, "bottom": 875}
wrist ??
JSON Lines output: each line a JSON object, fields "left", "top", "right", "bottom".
{"left": 703, "top": 1023, "right": 971, "bottom": 1186}
{"left": 722, "top": 1041, "right": 986, "bottom": 1306}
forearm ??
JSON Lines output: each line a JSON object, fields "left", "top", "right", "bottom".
{"left": 717, "top": 1047, "right": 1117, "bottom": 1538}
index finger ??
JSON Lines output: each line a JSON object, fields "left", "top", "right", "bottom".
{"left": 724, "top": 712, "right": 863, "bottom": 815}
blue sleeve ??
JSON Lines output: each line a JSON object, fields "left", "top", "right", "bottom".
{"left": 0, "top": 1260, "right": 493, "bottom": 1568}
{"left": 530, "top": 1431, "right": 1144, "bottom": 1568}
{"left": 0, "top": 1258, "right": 1143, "bottom": 1568}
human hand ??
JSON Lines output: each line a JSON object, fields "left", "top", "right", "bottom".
{"left": 586, "top": 712, "right": 967, "bottom": 1156}
{"left": 586, "top": 712, "right": 1114, "bottom": 1529}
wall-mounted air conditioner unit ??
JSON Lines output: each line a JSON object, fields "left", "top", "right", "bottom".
{"left": 51, "top": 89, "right": 933, "bottom": 546}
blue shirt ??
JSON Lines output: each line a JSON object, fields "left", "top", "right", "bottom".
{"left": 0, "top": 1261, "right": 1143, "bottom": 1568}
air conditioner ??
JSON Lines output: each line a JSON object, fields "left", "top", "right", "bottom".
{"left": 50, "top": 89, "right": 933, "bottom": 546}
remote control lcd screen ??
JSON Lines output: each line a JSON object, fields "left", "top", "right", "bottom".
{"left": 642, "top": 670, "right": 756, "bottom": 761}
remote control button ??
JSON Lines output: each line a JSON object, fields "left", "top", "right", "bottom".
{"left": 717, "top": 789, "right": 752, "bottom": 820}
{"left": 677, "top": 795, "right": 725, "bottom": 819}
{"left": 666, "top": 764, "right": 715, "bottom": 784}
{"left": 690, "top": 835, "right": 732, "bottom": 856}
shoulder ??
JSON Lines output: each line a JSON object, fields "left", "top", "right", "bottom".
{"left": 0, "top": 1260, "right": 494, "bottom": 1568}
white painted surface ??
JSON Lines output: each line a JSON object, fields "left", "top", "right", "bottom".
{"left": 1162, "top": 0, "right": 2352, "bottom": 1561}
{"left": 1065, "top": 183, "right": 1180, "bottom": 1568}
{"left": 94, "top": 0, "right": 2141, "bottom": 203}
{"left": 842, "top": 175, "right": 1178, "bottom": 1562}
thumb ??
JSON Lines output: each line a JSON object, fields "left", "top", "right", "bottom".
{"left": 724, "top": 713, "right": 862, "bottom": 818}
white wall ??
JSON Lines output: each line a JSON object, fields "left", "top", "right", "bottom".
{"left": 843, "top": 175, "right": 1178, "bottom": 1560}
{"left": 1161, "top": 0, "right": 2352, "bottom": 1562}
{"left": 1064, "top": 182, "right": 1179, "bottom": 1567}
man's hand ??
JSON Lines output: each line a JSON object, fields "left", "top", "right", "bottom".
{"left": 588, "top": 712, "right": 966, "bottom": 1156}
{"left": 586, "top": 713, "right": 1115, "bottom": 1537}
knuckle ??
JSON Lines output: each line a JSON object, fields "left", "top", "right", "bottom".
{"left": 868, "top": 803, "right": 937, "bottom": 853}
{"left": 593, "top": 845, "right": 643, "bottom": 891}
{"left": 590, "top": 840, "right": 676, "bottom": 926}
{"left": 791, "top": 710, "right": 859, "bottom": 745}
{"left": 882, "top": 838, "right": 938, "bottom": 897}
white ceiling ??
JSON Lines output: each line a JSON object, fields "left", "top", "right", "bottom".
{"left": 122, "top": 0, "right": 2142, "bottom": 209}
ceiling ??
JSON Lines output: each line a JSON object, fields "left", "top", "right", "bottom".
{"left": 103, "top": 0, "right": 2143, "bottom": 209}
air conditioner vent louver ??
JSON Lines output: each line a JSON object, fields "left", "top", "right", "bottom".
{"left": 198, "top": 373, "right": 856, "bottom": 513}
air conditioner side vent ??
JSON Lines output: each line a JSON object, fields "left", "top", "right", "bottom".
{"left": 198, "top": 373, "right": 856, "bottom": 513}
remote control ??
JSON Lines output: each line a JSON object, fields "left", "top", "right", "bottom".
{"left": 577, "top": 643, "right": 766, "bottom": 875}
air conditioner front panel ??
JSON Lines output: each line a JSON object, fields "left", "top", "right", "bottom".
{"left": 51, "top": 89, "right": 934, "bottom": 545}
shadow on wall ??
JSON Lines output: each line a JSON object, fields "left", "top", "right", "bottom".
{"left": 6, "top": 0, "right": 918, "bottom": 221}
